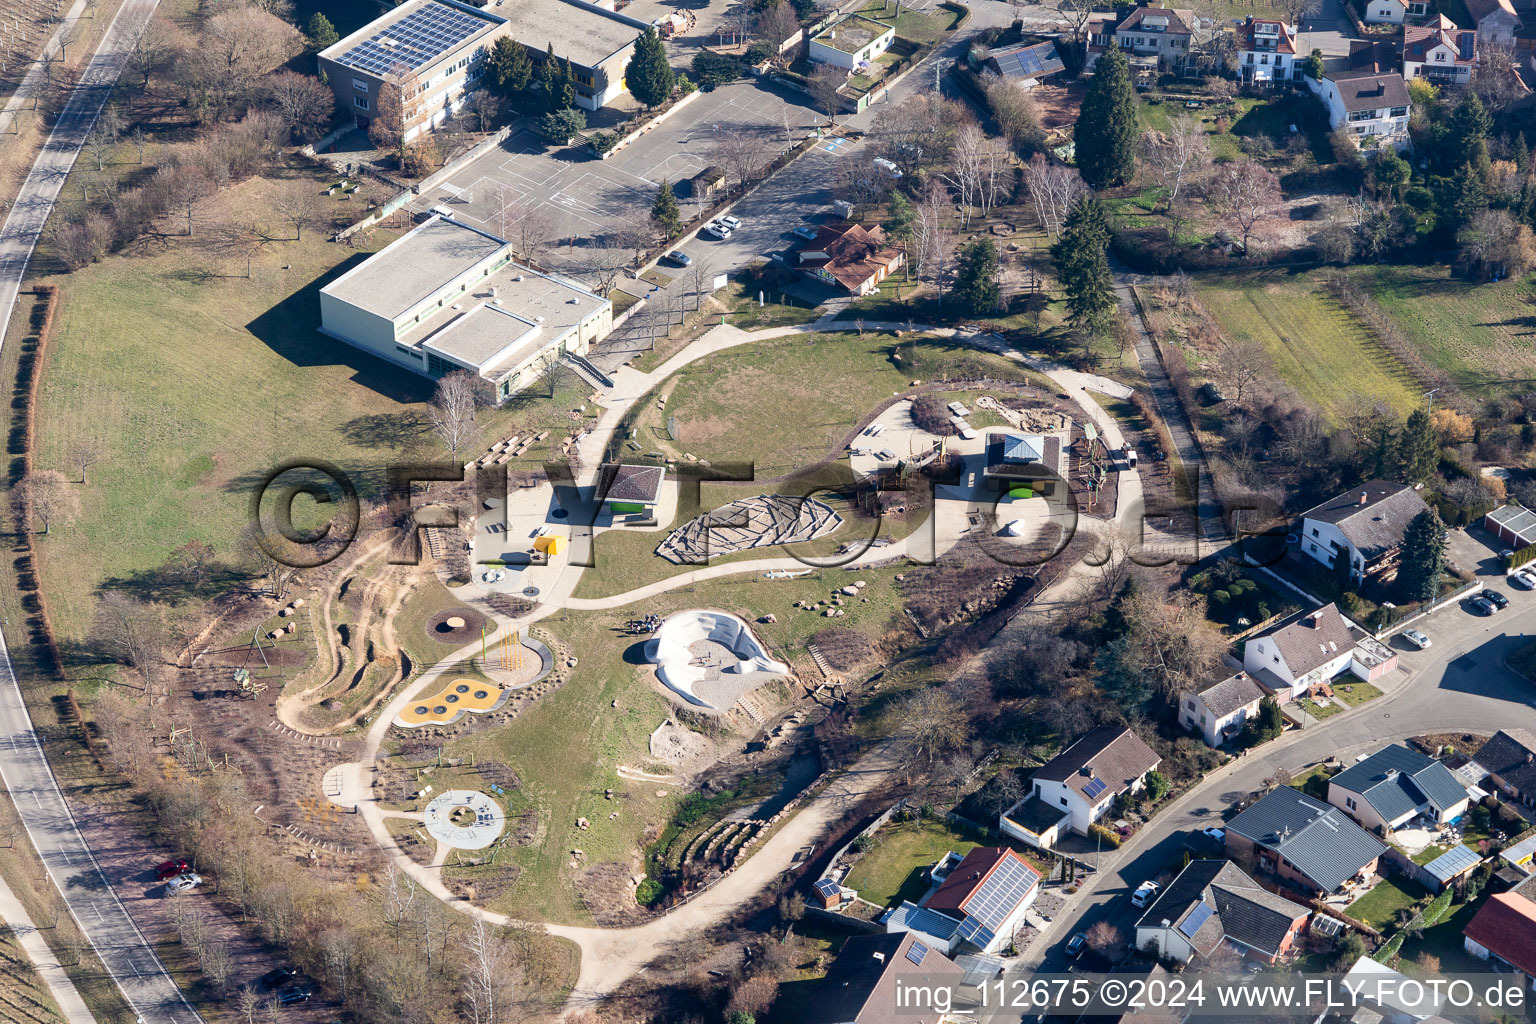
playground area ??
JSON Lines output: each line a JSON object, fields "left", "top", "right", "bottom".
{"left": 394, "top": 633, "right": 554, "bottom": 727}
{"left": 655, "top": 493, "right": 845, "bottom": 565}
{"left": 644, "top": 609, "right": 790, "bottom": 710}
{"left": 423, "top": 790, "right": 506, "bottom": 850}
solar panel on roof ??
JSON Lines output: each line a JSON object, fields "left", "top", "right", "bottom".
{"left": 955, "top": 916, "right": 996, "bottom": 949}
{"left": 1083, "top": 777, "right": 1108, "bottom": 799}
{"left": 814, "top": 878, "right": 839, "bottom": 897}
{"left": 906, "top": 940, "right": 929, "bottom": 966}
{"left": 338, "top": 3, "right": 488, "bottom": 74}
{"left": 1178, "top": 902, "right": 1215, "bottom": 939}
{"left": 961, "top": 855, "right": 1039, "bottom": 932}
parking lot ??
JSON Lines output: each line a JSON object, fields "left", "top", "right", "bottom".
{"left": 412, "top": 80, "right": 816, "bottom": 280}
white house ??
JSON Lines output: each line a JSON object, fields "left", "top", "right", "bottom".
{"left": 1326, "top": 744, "right": 1471, "bottom": 834}
{"left": 318, "top": 215, "right": 612, "bottom": 401}
{"left": 1000, "top": 726, "right": 1160, "bottom": 850}
{"left": 1403, "top": 16, "right": 1477, "bottom": 86}
{"left": 1306, "top": 45, "right": 1411, "bottom": 145}
{"left": 807, "top": 14, "right": 894, "bottom": 70}
{"left": 1465, "top": 0, "right": 1521, "bottom": 46}
{"left": 1364, "top": 0, "right": 1406, "bottom": 25}
{"left": 1242, "top": 603, "right": 1398, "bottom": 702}
{"left": 1298, "top": 479, "right": 1429, "bottom": 582}
{"left": 1234, "top": 16, "right": 1296, "bottom": 84}
{"left": 1180, "top": 671, "right": 1266, "bottom": 747}
{"left": 1113, "top": 5, "right": 1199, "bottom": 72}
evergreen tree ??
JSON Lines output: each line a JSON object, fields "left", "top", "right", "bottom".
{"left": 487, "top": 37, "right": 533, "bottom": 96}
{"left": 1243, "top": 696, "right": 1284, "bottom": 745}
{"left": 558, "top": 58, "right": 577, "bottom": 111}
{"left": 1398, "top": 407, "right": 1439, "bottom": 482}
{"left": 1450, "top": 161, "right": 1487, "bottom": 229}
{"left": 539, "top": 43, "right": 562, "bottom": 110}
{"left": 952, "top": 238, "right": 1001, "bottom": 315}
{"left": 1398, "top": 507, "right": 1447, "bottom": 602}
{"left": 306, "top": 12, "right": 338, "bottom": 49}
{"left": 1094, "top": 636, "right": 1153, "bottom": 713}
{"left": 1302, "top": 48, "right": 1324, "bottom": 80}
{"left": 1074, "top": 46, "right": 1137, "bottom": 188}
{"left": 651, "top": 179, "right": 681, "bottom": 238}
{"left": 538, "top": 106, "right": 586, "bottom": 141}
{"left": 1054, "top": 197, "right": 1115, "bottom": 336}
{"left": 628, "top": 27, "right": 675, "bottom": 108}
{"left": 1445, "top": 93, "right": 1492, "bottom": 173}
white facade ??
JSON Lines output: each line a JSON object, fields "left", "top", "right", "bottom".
{"left": 1179, "top": 689, "right": 1261, "bottom": 747}
{"left": 1301, "top": 516, "right": 1363, "bottom": 578}
{"left": 1240, "top": 47, "right": 1294, "bottom": 82}
{"left": 1364, "top": 0, "right": 1405, "bottom": 23}
{"left": 1403, "top": 43, "right": 1474, "bottom": 85}
{"left": 1243, "top": 634, "right": 1353, "bottom": 700}
{"left": 807, "top": 16, "right": 895, "bottom": 70}
{"left": 1306, "top": 75, "right": 1410, "bottom": 141}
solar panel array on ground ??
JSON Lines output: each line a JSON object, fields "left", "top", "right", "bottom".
{"left": 990, "top": 41, "right": 1064, "bottom": 80}
{"left": 338, "top": 3, "right": 490, "bottom": 75}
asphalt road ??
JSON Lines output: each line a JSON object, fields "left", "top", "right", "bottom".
{"left": 1023, "top": 546, "right": 1536, "bottom": 984}
{"left": 0, "top": 0, "right": 205, "bottom": 1020}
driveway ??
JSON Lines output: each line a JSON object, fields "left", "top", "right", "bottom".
{"left": 1295, "top": 0, "right": 1353, "bottom": 56}
{"left": 1021, "top": 583, "right": 1536, "bottom": 981}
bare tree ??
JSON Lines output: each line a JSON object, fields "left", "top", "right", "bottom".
{"left": 690, "top": 263, "right": 710, "bottom": 311}
{"left": 162, "top": 166, "right": 211, "bottom": 236}
{"left": 210, "top": 219, "right": 263, "bottom": 278}
{"left": 90, "top": 592, "right": 168, "bottom": 697}
{"left": 285, "top": 188, "right": 319, "bottom": 241}
{"left": 985, "top": 79, "right": 1040, "bottom": 151}
{"left": 428, "top": 371, "right": 479, "bottom": 460}
{"left": 893, "top": 687, "right": 967, "bottom": 763}
{"left": 369, "top": 62, "right": 423, "bottom": 165}
{"left": 1086, "top": 920, "right": 1124, "bottom": 955}
{"left": 69, "top": 438, "right": 102, "bottom": 483}
{"left": 1212, "top": 159, "right": 1281, "bottom": 254}
{"left": 512, "top": 205, "right": 553, "bottom": 265}
{"left": 539, "top": 356, "right": 564, "bottom": 398}
{"left": 263, "top": 71, "right": 334, "bottom": 144}
{"left": 645, "top": 292, "right": 673, "bottom": 351}
{"left": 18, "top": 470, "right": 78, "bottom": 535}
{"left": 127, "top": 127, "right": 148, "bottom": 163}
{"left": 469, "top": 88, "right": 500, "bottom": 133}
{"left": 1475, "top": 42, "right": 1526, "bottom": 110}
{"left": 1142, "top": 113, "right": 1211, "bottom": 241}
{"left": 1211, "top": 338, "right": 1270, "bottom": 407}
{"left": 1273, "top": 0, "right": 1321, "bottom": 26}
{"left": 913, "top": 177, "right": 957, "bottom": 302}
{"left": 1059, "top": 0, "right": 1101, "bottom": 49}
{"left": 459, "top": 917, "right": 513, "bottom": 1024}
{"left": 944, "top": 122, "right": 986, "bottom": 228}
{"left": 201, "top": 6, "right": 304, "bottom": 104}
{"left": 1020, "top": 156, "right": 1086, "bottom": 239}
{"left": 809, "top": 64, "right": 845, "bottom": 125}
{"left": 714, "top": 128, "right": 769, "bottom": 194}
{"left": 128, "top": 15, "right": 186, "bottom": 87}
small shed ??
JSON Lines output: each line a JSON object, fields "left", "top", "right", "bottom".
{"left": 1485, "top": 503, "right": 1536, "bottom": 552}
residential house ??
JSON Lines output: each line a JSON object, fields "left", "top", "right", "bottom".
{"left": 981, "top": 431, "right": 1071, "bottom": 497}
{"left": 318, "top": 215, "right": 611, "bottom": 401}
{"left": 1327, "top": 743, "right": 1471, "bottom": 833}
{"left": 808, "top": 14, "right": 895, "bottom": 70}
{"left": 1113, "top": 5, "right": 1198, "bottom": 72}
{"left": 1365, "top": 0, "right": 1407, "bottom": 25}
{"left": 318, "top": 0, "right": 647, "bottom": 132}
{"left": 1463, "top": 891, "right": 1536, "bottom": 990}
{"left": 1179, "top": 671, "right": 1266, "bottom": 747}
{"left": 596, "top": 464, "right": 665, "bottom": 517}
{"left": 1241, "top": 603, "right": 1398, "bottom": 703}
{"left": 1224, "top": 786, "right": 1389, "bottom": 895}
{"left": 803, "top": 931, "right": 965, "bottom": 1024}
{"left": 794, "top": 222, "right": 905, "bottom": 296}
{"left": 1465, "top": 0, "right": 1521, "bottom": 46}
{"left": 1000, "top": 726, "right": 1161, "bottom": 850}
{"left": 1468, "top": 728, "right": 1536, "bottom": 810}
{"left": 1304, "top": 46, "right": 1412, "bottom": 145}
{"left": 981, "top": 39, "right": 1065, "bottom": 90}
{"left": 1134, "top": 860, "right": 1311, "bottom": 964}
{"left": 1484, "top": 503, "right": 1536, "bottom": 553}
{"left": 1341, "top": 956, "right": 1449, "bottom": 1022}
{"left": 1298, "top": 478, "right": 1430, "bottom": 582}
{"left": 1234, "top": 16, "right": 1297, "bottom": 84}
{"left": 1402, "top": 16, "right": 1477, "bottom": 86}
{"left": 886, "top": 847, "right": 1042, "bottom": 955}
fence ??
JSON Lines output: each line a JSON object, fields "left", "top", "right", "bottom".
{"left": 332, "top": 125, "right": 515, "bottom": 242}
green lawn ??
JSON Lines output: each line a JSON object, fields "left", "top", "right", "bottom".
{"left": 1330, "top": 679, "right": 1384, "bottom": 708}
{"left": 1348, "top": 264, "right": 1536, "bottom": 385}
{"left": 1193, "top": 269, "right": 1422, "bottom": 424}
{"left": 1397, "top": 893, "right": 1488, "bottom": 973}
{"left": 856, "top": 0, "right": 964, "bottom": 44}
{"left": 29, "top": 164, "right": 600, "bottom": 643}
{"left": 1347, "top": 876, "right": 1427, "bottom": 932}
{"left": 841, "top": 817, "right": 985, "bottom": 909}
{"left": 716, "top": 276, "right": 822, "bottom": 330}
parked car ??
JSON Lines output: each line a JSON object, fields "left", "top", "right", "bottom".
{"left": 1484, "top": 588, "right": 1510, "bottom": 609}
{"left": 165, "top": 872, "right": 201, "bottom": 894}
{"left": 257, "top": 967, "right": 299, "bottom": 992}
{"left": 1131, "top": 881, "right": 1160, "bottom": 908}
{"left": 718, "top": 215, "right": 742, "bottom": 231}
{"left": 275, "top": 984, "right": 313, "bottom": 1005}
{"left": 663, "top": 250, "right": 691, "bottom": 267}
{"left": 1065, "top": 932, "right": 1087, "bottom": 959}
{"left": 702, "top": 221, "right": 733, "bottom": 240}
{"left": 1469, "top": 595, "right": 1498, "bottom": 616}
{"left": 791, "top": 224, "right": 819, "bottom": 241}
{"left": 1200, "top": 826, "right": 1226, "bottom": 844}
{"left": 1401, "top": 629, "right": 1432, "bottom": 650}
{"left": 1512, "top": 569, "right": 1536, "bottom": 590}
{"left": 154, "top": 859, "right": 190, "bottom": 881}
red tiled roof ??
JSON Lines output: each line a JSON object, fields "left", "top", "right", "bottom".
{"left": 1403, "top": 21, "right": 1476, "bottom": 64}
{"left": 1237, "top": 19, "right": 1296, "bottom": 54}
{"left": 1464, "top": 893, "right": 1536, "bottom": 975}
{"left": 926, "top": 846, "right": 1008, "bottom": 915}
{"left": 796, "top": 222, "right": 903, "bottom": 293}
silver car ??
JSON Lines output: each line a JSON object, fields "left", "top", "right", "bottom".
{"left": 165, "top": 872, "right": 202, "bottom": 894}
{"left": 1401, "top": 629, "right": 1431, "bottom": 649}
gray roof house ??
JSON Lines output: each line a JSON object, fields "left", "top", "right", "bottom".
{"left": 1241, "top": 603, "right": 1398, "bottom": 701}
{"left": 1135, "top": 860, "right": 1311, "bottom": 964}
{"left": 1469, "top": 728, "right": 1536, "bottom": 808}
{"left": 1001, "top": 726, "right": 1160, "bottom": 850}
{"left": 1327, "top": 744, "right": 1471, "bottom": 833}
{"left": 803, "top": 931, "right": 964, "bottom": 1024}
{"left": 1225, "top": 787, "right": 1389, "bottom": 894}
{"left": 1180, "top": 671, "right": 1266, "bottom": 748}
{"left": 1298, "top": 480, "right": 1429, "bottom": 581}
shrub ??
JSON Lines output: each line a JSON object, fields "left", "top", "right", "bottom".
{"left": 910, "top": 394, "right": 959, "bottom": 436}
{"left": 691, "top": 50, "right": 744, "bottom": 90}
{"left": 1088, "top": 823, "right": 1121, "bottom": 848}
{"left": 635, "top": 878, "right": 664, "bottom": 905}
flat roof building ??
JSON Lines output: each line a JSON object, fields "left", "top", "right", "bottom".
{"left": 808, "top": 14, "right": 895, "bottom": 70}
{"left": 318, "top": 215, "right": 611, "bottom": 401}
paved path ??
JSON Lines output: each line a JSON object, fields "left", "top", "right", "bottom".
{"left": 0, "top": 0, "right": 194, "bottom": 1020}
{"left": 0, "top": 0, "right": 94, "bottom": 137}
{"left": 0, "top": 869, "right": 94, "bottom": 1024}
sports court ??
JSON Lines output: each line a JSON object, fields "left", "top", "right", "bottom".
{"left": 412, "top": 81, "right": 816, "bottom": 276}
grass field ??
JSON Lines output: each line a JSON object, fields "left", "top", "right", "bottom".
{"left": 1348, "top": 264, "right": 1536, "bottom": 385}
{"left": 841, "top": 817, "right": 984, "bottom": 909}
{"left": 1347, "top": 876, "right": 1426, "bottom": 932}
{"left": 1193, "top": 269, "right": 1422, "bottom": 423}
{"left": 857, "top": 0, "right": 964, "bottom": 43}
{"left": 30, "top": 163, "right": 600, "bottom": 643}
{"left": 715, "top": 278, "right": 822, "bottom": 330}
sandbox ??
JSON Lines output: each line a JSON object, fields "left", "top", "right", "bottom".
{"left": 644, "top": 610, "right": 788, "bottom": 710}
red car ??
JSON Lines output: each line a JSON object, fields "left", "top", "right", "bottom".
{"left": 154, "top": 860, "right": 190, "bottom": 881}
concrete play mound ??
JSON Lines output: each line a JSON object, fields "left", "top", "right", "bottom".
{"left": 423, "top": 790, "right": 504, "bottom": 850}
{"left": 644, "top": 610, "right": 789, "bottom": 710}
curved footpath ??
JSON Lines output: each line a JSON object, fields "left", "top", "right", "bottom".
{"left": 0, "top": 0, "right": 206, "bottom": 1021}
